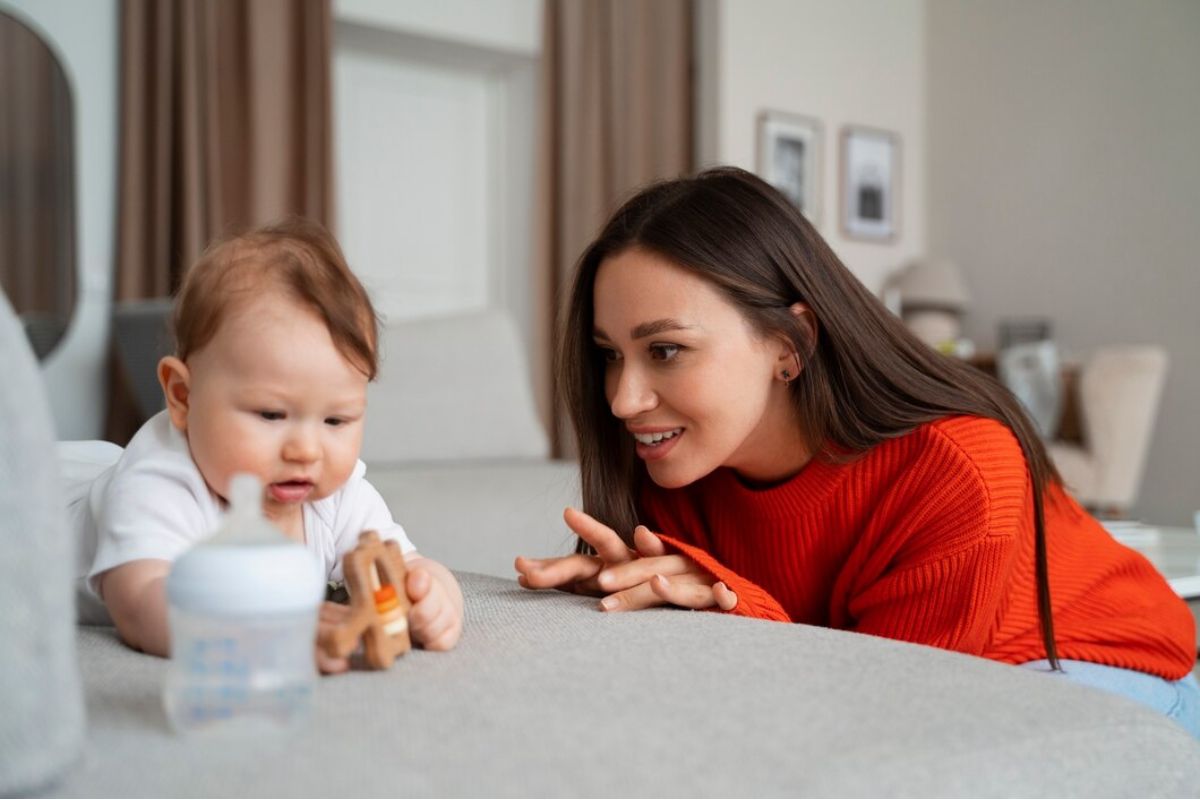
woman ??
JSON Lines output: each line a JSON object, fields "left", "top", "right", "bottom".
{"left": 515, "top": 167, "right": 1198, "bottom": 736}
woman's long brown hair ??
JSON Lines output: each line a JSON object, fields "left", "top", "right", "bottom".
{"left": 558, "top": 167, "right": 1061, "bottom": 669}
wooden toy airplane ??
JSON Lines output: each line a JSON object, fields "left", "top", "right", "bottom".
{"left": 318, "top": 530, "right": 411, "bottom": 669}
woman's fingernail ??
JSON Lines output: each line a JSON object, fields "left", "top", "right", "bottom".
{"left": 655, "top": 574, "right": 668, "bottom": 586}
{"left": 600, "top": 596, "right": 618, "bottom": 611}
{"left": 597, "top": 571, "right": 611, "bottom": 588}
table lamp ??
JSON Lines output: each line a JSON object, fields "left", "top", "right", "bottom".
{"left": 890, "top": 257, "right": 971, "bottom": 351}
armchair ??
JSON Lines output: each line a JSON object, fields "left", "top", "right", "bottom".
{"left": 1047, "top": 346, "right": 1168, "bottom": 517}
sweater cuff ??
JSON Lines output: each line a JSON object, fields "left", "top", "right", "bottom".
{"left": 656, "top": 534, "right": 791, "bottom": 622}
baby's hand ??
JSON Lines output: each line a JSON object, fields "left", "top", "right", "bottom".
{"left": 405, "top": 563, "right": 463, "bottom": 651}
{"left": 315, "top": 601, "right": 352, "bottom": 675}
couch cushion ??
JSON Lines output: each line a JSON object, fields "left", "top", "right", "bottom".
{"left": 362, "top": 310, "right": 550, "bottom": 463}
{"left": 0, "top": 293, "right": 84, "bottom": 794}
{"left": 53, "top": 573, "right": 1200, "bottom": 796}
{"left": 366, "top": 459, "right": 580, "bottom": 578}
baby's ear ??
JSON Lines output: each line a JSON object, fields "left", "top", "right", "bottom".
{"left": 157, "top": 356, "right": 191, "bottom": 431}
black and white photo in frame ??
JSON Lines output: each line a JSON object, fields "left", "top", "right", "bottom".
{"left": 757, "top": 111, "right": 822, "bottom": 226}
{"left": 840, "top": 126, "right": 899, "bottom": 242}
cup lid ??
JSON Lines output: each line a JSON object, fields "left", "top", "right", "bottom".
{"left": 167, "top": 543, "right": 324, "bottom": 615}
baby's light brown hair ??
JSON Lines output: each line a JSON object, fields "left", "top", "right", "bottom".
{"left": 173, "top": 217, "right": 379, "bottom": 379}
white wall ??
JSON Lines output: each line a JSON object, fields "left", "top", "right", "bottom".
{"left": 335, "top": 0, "right": 540, "bottom": 56}
{"left": 332, "top": 0, "right": 541, "bottom": 355}
{"left": 696, "top": 0, "right": 927, "bottom": 294}
{"left": 927, "top": 0, "right": 1200, "bottom": 525}
{"left": 1, "top": 0, "right": 117, "bottom": 440}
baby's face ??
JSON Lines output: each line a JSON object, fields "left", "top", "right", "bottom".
{"left": 180, "top": 291, "right": 369, "bottom": 529}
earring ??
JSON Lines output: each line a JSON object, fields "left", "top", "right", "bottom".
{"left": 781, "top": 352, "right": 801, "bottom": 384}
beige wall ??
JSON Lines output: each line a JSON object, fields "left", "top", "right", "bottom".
{"left": 927, "top": 0, "right": 1200, "bottom": 524}
{"left": 696, "top": 0, "right": 927, "bottom": 294}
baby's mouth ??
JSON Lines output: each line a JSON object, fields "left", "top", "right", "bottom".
{"left": 268, "top": 480, "right": 314, "bottom": 503}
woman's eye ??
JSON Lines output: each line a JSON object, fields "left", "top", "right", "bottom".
{"left": 597, "top": 346, "right": 620, "bottom": 363}
{"left": 650, "top": 343, "right": 680, "bottom": 361}
{"left": 258, "top": 410, "right": 284, "bottom": 421}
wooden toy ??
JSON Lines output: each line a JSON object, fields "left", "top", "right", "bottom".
{"left": 318, "top": 530, "right": 411, "bottom": 669}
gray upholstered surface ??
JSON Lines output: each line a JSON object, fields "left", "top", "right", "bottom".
{"left": 48, "top": 573, "right": 1200, "bottom": 797}
{"left": 0, "top": 293, "right": 84, "bottom": 795}
{"left": 367, "top": 459, "right": 580, "bottom": 579}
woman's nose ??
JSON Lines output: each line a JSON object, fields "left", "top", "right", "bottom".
{"left": 608, "top": 365, "right": 658, "bottom": 419}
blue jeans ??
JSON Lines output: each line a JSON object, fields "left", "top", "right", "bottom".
{"left": 1021, "top": 659, "right": 1200, "bottom": 739}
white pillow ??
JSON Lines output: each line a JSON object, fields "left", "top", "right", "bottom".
{"left": 362, "top": 310, "right": 550, "bottom": 463}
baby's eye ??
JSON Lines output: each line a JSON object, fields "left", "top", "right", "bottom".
{"left": 324, "top": 417, "right": 345, "bottom": 427}
{"left": 258, "top": 410, "right": 284, "bottom": 421}
{"left": 650, "top": 343, "right": 681, "bottom": 362}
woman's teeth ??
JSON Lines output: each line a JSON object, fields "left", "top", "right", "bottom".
{"left": 633, "top": 428, "right": 683, "bottom": 445}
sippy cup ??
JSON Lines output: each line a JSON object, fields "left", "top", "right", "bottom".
{"left": 164, "top": 473, "right": 324, "bottom": 734}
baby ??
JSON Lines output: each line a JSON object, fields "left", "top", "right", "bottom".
{"left": 76, "top": 218, "right": 462, "bottom": 671}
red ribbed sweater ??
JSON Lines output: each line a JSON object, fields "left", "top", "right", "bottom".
{"left": 640, "top": 416, "right": 1196, "bottom": 679}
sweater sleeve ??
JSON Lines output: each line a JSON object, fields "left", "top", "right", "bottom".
{"left": 845, "top": 421, "right": 1026, "bottom": 654}
{"left": 656, "top": 533, "right": 792, "bottom": 623}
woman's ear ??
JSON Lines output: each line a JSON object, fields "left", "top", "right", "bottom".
{"left": 774, "top": 303, "right": 817, "bottom": 383}
{"left": 157, "top": 356, "right": 191, "bottom": 431}
{"left": 789, "top": 303, "right": 818, "bottom": 354}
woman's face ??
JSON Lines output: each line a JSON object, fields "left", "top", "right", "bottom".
{"left": 592, "top": 247, "right": 810, "bottom": 488}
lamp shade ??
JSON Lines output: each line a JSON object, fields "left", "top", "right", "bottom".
{"left": 895, "top": 258, "right": 970, "bottom": 311}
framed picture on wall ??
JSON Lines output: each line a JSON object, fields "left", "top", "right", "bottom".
{"left": 756, "top": 111, "right": 822, "bottom": 226}
{"left": 840, "top": 126, "right": 900, "bottom": 242}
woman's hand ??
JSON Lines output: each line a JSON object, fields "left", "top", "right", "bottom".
{"left": 592, "top": 526, "right": 738, "bottom": 613}
{"left": 514, "top": 507, "right": 638, "bottom": 596}
{"left": 515, "top": 507, "right": 738, "bottom": 613}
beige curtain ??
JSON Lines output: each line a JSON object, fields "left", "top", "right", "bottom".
{"left": 107, "top": 0, "right": 332, "bottom": 442}
{"left": 535, "top": 0, "right": 694, "bottom": 455}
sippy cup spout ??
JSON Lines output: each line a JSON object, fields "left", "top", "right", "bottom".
{"left": 229, "top": 473, "right": 264, "bottom": 519}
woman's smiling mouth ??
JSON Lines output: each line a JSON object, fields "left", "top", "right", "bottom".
{"left": 631, "top": 427, "right": 684, "bottom": 460}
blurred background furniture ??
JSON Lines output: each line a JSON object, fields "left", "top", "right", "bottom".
{"left": 991, "top": 318, "right": 1064, "bottom": 441}
{"left": 1047, "top": 346, "right": 1169, "bottom": 518}
{"left": 886, "top": 256, "right": 972, "bottom": 355}
{"left": 997, "top": 327, "right": 1063, "bottom": 439}
{"left": 111, "top": 298, "right": 173, "bottom": 420}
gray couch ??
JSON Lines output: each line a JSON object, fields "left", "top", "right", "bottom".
{"left": 4, "top": 299, "right": 1200, "bottom": 797}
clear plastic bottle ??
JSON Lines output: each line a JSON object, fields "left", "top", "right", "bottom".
{"left": 163, "top": 474, "right": 324, "bottom": 734}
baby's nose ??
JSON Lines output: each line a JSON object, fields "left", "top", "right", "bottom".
{"left": 282, "top": 428, "right": 320, "bottom": 463}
